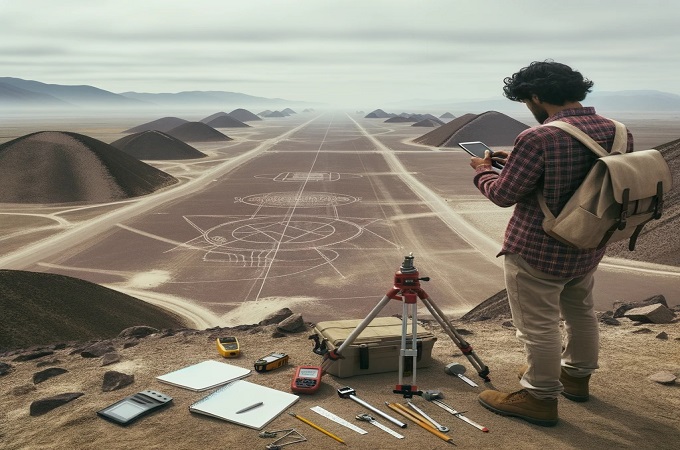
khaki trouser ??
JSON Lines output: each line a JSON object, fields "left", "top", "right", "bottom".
{"left": 504, "top": 253, "right": 599, "bottom": 400}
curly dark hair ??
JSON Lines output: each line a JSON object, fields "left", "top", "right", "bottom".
{"left": 503, "top": 60, "right": 594, "bottom": 104}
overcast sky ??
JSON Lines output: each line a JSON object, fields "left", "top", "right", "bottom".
{"left": 2, "top": 0, "right": 679, "bottom": 108}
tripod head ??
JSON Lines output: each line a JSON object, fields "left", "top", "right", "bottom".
{"left": 394, "top": 253, "right": 429, "bottom": 291}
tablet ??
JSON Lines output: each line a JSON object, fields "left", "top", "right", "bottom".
{"left": 458, "top": 141, "right": 504, "bottom": 170}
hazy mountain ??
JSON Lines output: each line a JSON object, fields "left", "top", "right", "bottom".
{"left": 0, "top": 77, "right": 143, "bottom": 107}
{"left": 0, "top": 77, "right": 316, "bottom": 111}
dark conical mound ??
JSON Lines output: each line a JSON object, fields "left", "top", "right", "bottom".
{"left": 124, "top": 117, "right": 188, "bottom": 133}
{"left": 165, "top": 122, "right": 232, "bottom": 142}
{"left": 365, "top": 109, "right": 391, "bottom": 118}
{"left": 0, "top": 269, "right": 185, "bottom": 351}
{"left": 206, "top": 115, "right": 250, "bottom": 128}
{"left": 0, "top": 131, "right": 178, "bottom": 204}
{"left": 229, "top": 108, "right": 262, "bottom": 122}
{"left": 385, "top": 116, "right": 417, "bottom": 123}
{"left": 282, "top": 108, "right": 297, "bottom": 115}
{"left": 440, "top": 112, "right": 455, "bottom": 119}
{"left": 412, "top": 118, "right": 443, "bottom": 127}
{"left": 200, "top": 111, "right": 229, "bottom": 123}
{"left": 110, "top": 130, "right": 207, "bottom": 160}
{"left": 414, "top": 111, "right": 529, "bottom": 147}
{"left": 265, "top": 111, "right": 286, "bottom": 117}
{"left": 257, "top": 109, "right": 273, "bottom": 117}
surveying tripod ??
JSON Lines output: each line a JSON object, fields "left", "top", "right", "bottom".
{"left": 319, "top": 253, "right": 490, "bottom": 398}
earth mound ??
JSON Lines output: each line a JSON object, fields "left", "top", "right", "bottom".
{"left": 229, "top": 108, "right": 262, "bottom": 122}
{"left": 0, "top": 270, "right": 186, "bottom": 352}
{"left": 365, "top": 109, "right": 393, "bottom": 118}
{"left": 440, "top": 112, "right": 455, "bottom": 119}
{"left": 124, "top": 117, "right": 188, "bottom": 133}
{"left": 205, "top": 115, "right": 250, "bottom": 128}
{"left": 282, "top": 108, "right": 296, "bottom": 115}
{"left": 385, "top": 116, "right": 417, "bottom": 123}
{"left": 165, "top": 122, "right": 232, "bottom": 142}
{"left": 414, "top": 111, "right": 529, "bottom": 147}
{"left": 110, "top": 130, "right": 207, "bottom": 160}
{"left": 265, "top": 111, "right": 286, "bottom": 117}
{"left": 0, "top": 131, "right": 178, "bottom": 203}
{"left": 412, "top": 118, "right": 444, "bottom": 127}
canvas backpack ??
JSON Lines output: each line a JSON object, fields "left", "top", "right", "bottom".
{"left": 537, "top": 119, "right": 672, "bottom": 250}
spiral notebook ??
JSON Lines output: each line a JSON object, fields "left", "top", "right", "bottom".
{"left": 156, "top": 360, "right": 251, "bottom": 391}
{"left": 189, "top": 379, "right": 299, "bottom": 429}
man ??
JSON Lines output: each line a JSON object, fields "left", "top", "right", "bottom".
{"left": 469, "top": 60, "right": 633, "bottom": 426}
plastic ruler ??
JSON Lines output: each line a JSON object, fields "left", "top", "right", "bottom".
{"left": 310, "top": 406, "right": 367, "bottom": 434}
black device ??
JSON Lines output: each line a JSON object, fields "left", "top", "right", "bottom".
{"left": 254, "top": 352, "right": 289, "bottom": 373}
{"left": 97, "top": 390, "right": 173, "bottom": 426}
{"left": 458, "top": 141, "right": 505, "bottom": 170}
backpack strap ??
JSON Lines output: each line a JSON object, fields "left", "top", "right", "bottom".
{"left": 543, "top": 119, "right": 628, "bottom": 156}
{"left": 536, "top": 119, "right": 629, "bottom": 222}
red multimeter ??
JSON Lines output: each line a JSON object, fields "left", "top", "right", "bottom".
{"left": 291, "top": 365, "right": 323, "bottom": 394}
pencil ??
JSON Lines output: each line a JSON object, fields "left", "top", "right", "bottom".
{"left": 386, "top": 403, "right": 455, "bottom": 445}
{"left": 289, "top": 413, "right": 346, "bottom": 445}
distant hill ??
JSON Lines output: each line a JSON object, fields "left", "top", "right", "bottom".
{"left": 205, "top": 115, "right": 250, "bottom": 128}
{"left": 0, "top": 131, "right": 177, "bottom": 203}
{"left": 124, "top": 117, "right": 189, "bottom": 133}
{"left": 110, "top": 130, "right": 207, "bottom": 160}
{"left": 229, "top": 108, "right": 262, "bottom": 122}
{"left": 0, "top": 270, "right": 186, "bottom": 351}
{"left": 0, "top": 77, "right": 143, "bottom": 108}
{"left": 166, "top": 122, "right": 232, "bottom": 142}
{"left": 0, "top": 77, "right": 315, "bottom": 111}
{"left": 414, "top": 111, "right": 529, "bottom": 147}
{"left": 412, "top": 118, "right": 443, "bottom": 127}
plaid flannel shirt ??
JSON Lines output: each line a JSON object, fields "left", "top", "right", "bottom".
{"left": 473, "top": 107, "right": 634, "bottom": 278}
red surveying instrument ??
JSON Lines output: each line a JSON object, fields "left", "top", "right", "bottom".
{"left": 318, "top": 253, "right": 490, "bottom": 397}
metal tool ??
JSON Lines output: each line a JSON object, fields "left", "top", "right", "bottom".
{"left": 258, "top": 428, "right": 306, "bottom": 450}
{"left": 337, "top": 386, "right": 407, "bottom": 429}
{"left": 406, "top": 401, "right": 449, "bottom": 432}
{"left": 430, "top": 399, "right": 489, "bottom": 432}
{"left": 445, "top": 362, "right": 478, "bottom": 387}
{"left": 355, "top": 414, "right": 404, "bottom": 439}
{"left": 385, "top": 402, "right": 455, "bottom": 445}
{"left": 310, "top": 406, "right": 367, "bottom": 434}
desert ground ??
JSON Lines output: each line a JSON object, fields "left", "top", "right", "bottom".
{"left": 1, "top": 109, "right": 679, "bottom": 450}
{"left": 0, "top": 111, "right": 678, "bottom": 331}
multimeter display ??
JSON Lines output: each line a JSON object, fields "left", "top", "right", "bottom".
{"left": 291, "top": 365, "right": 322, "bottom": 394}
{"left": 97, "top": 390, "right": 172, "bottom": 426}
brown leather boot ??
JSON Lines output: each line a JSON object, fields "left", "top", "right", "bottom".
{"left": 518, "top": 365, "right": 590, "bottom": 402}
{"left": 478, "top": 389, "right": 558, "bottom": 427}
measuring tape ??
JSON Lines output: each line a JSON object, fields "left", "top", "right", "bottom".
{"left": 310, "top": 406, "right": 367, "bottom": 435}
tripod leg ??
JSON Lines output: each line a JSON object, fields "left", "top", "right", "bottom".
{"left": 321, "top": 294, "right": 393, "bottom": 373}
{"left": 420, "top": 295, "right": 490, "bottom": 382}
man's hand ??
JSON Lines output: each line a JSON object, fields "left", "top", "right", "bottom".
{"left": 470, "top": 150, "right": 494, "bottom": 170}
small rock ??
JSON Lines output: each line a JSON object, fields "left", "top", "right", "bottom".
{"left": 102, "top": 371, "right": 134, "bottom": 392}
{"left": 0, "top": 361, "right": 13, "bottom": 376}
{"left": 501, "top": 321, "right": 515, "bottom": 328}
{"left": 12, "top": 350, "right": 54, "bottom": 362}
{"left": 648, "top": 371, "right": 677, "bottom": 385}
{"left": 29, "top": 392, "right": 84, "bottom": 416}
{"left": 81, "top": 342, "right": 116, "bottom": 358}
{"left": 118, "top": 326, "right": 159, "bottom": 339}
{"left": 36, "top": 358, "right": 62, "bottom": 368}
{"left": 259, "top": 308, "right": 293, "bottom": 326}
{"left": 277, "top": 313, "right": 305, "bottom": 332}
{"left": 625, "top": 304, "right": 675, "bottom": 324}
{"left": 271, "top": 330, "right": 286, "bottom": 338}
{"left": 613, "top": 295, "right": 668, "bottom": 318}
{"left": 10, "top": 384, "right": 36, "bottom": 395}
{"left": 656, "top": 332, "right": 669, "bottom": 340}
{"left": 632, "top": 328, "right": 653, "bottom": 334}
{"left": 600, "top": 317, "right": 621, "bottom": 326}
{"left": 33, "top": 367, "right": 68, "bottom": 384}
{"left": 122, "top": 340, "right": 139, "bottom": 349}
{"left": 101, "top": 352, "right": 121, "bottom": 366}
